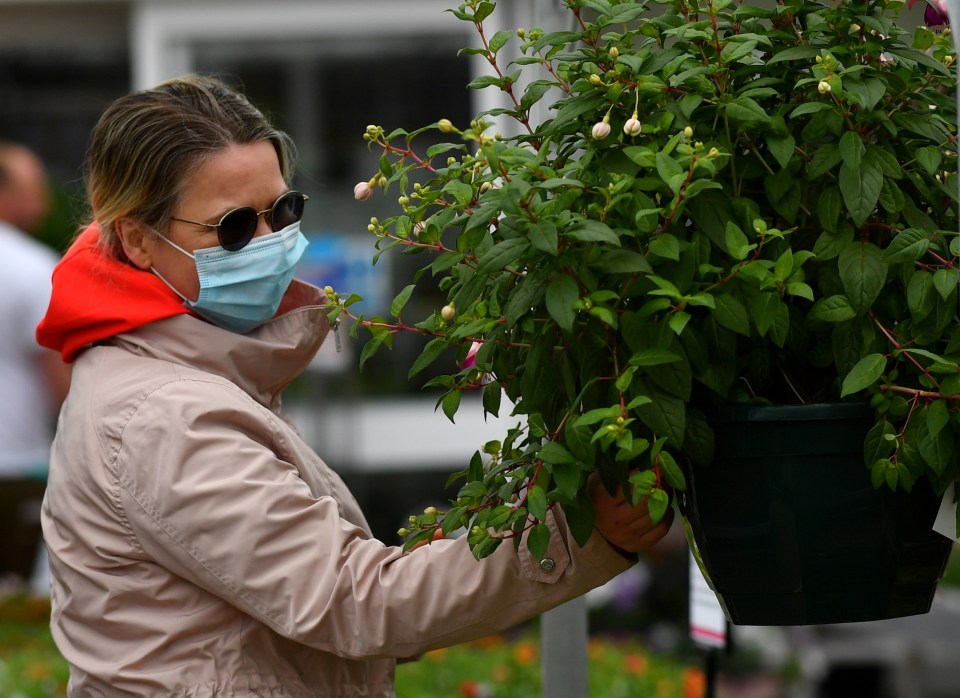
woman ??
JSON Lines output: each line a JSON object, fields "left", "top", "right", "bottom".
{"left": 36, "top": 75, "right": 674, "bottom": 697}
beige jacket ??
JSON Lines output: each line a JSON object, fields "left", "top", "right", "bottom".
{"left": 42, "top": 280, "right": 633, "bottom": 697}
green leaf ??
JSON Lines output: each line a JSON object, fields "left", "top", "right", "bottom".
{"left": 808, "top": 294, "right": 857, "bottom": 322}
{"left": 540, "top": 441, "right": 577, "bottom": 464}
{"left": 629, "top": 470, "right": 658, "bottom": 496}
{"left": 927, "top": 400, "right": 950, "bottom": 438}
{"left": 592, "top": 249, "right": 653, "bottom": 274}
{"left": 766, "top": 133, "right": 796, "bottom": 169}
{"left": 668, "top": 311, "right": 691, "bottom": 335}
{"left": 443, "top": 179, "right": 474, "bottom": 206}
{"left": 546, "top": 274, "right": 579, "bottom": 332}
{"left": 865, "top": 419, "right": 897, "bottom": 464}
{"left": 469, "top": 536, "right": 502, "bottom": 560}
{"left": 916, "top": 146, "right": 943, "bottom": 176}
{"left": 879, "top": 178, "right": 906, "bottom": 214}
{"left": 648, "top": 488, "right": 670, "bottom": 523}
{"left": 390, "top": 284, "right": 415, "bottom": 319}
{"left": 576, "top": 406, "right": 623, "bottom": 427}
{"left": 933, "top": 268, "right": 960, "bottom": 300}
{"left": 839, "top": 131, "right": 865, "bottom": 169}
{"left": 628, "top": 348, "right": 682, "bottom": 367}
{"left": 440, "top": 389, "right": 461, "bottom": 422}
{"left": 750, "top": 292, "right": 779, "bottom": 337}
{"left": 838, "top": 242, "right": 887, "bottom": 315}
{"left": 840, "top": 149, "right": 884, "bottom": 226}
{"left": 657, "top": 451, "right": 687, "bottom": 489}
{"left": 840, "top": 353, "right": 886, "bottom": 396}
{"left": 529, "top": 221, "right": 559, "bottom": 255}
{"left": 724, "top": 221, "right": 752, "bottom": 260}
{"left": 526, "top": 522, "right": 550, "bottom": 561}
{"left": 919, "top": 420, "right": 954, "bottom": 477}
{"left": 767, "top": 45, "right": 822, "bottom": 63}
{"left": 472, "top": 1, "right": 496, "bottom": 22}
{"left": 764, "top": 167, "right": 801, "bottom": 222}
{"left": 562, "top": 492, "right": 596, "bottom": 548}
{"left": 527, "top": 485, "right": 548, "bottom": 521}
{"left": 475, "top": 237, "right": 530, "bottom": 275}
{"left": 634, "top": 385, "right": 686, "bottom": 445}
{"left": 868, "top": 146, "right": 903, "bottom": 180}
{"left": 408, "top": 337, "right": 448, "bottom": 378}
{"left": 565, "top": 220, "right": 621, "bottom": 244}
{"left": 790, "top": 102, "right": 834, "bottom": 118}
{"left": 724, "top": 96, "right": 770, "bottom": 125}
{"left": 816, "top": 187, "right": 842, "bottom": 232}
{"left": 807, "top": 143, "right": 842, "bottom": 180}
{"left": 907, "top": 271, "right": 936, "bottom": 321}
{"left": 721, "top": 39, "right": 757, "bottom": 63}
{"left": 882, "top": 228, "right": 929, "bottom": 264}
{"left": 488, "top": 29, "right": 513, "bottom": 55}
{"left": 649, "top": 233, "right": 680, "bottom": 261}
{"left": 712, "top": 293, "right": 751, "bottom": 335}
{"left": 768, "top": 301, "right": 790, "bottom": 347}
{"left": 358, "top": 329, "right": 389, "bottom": 371}
{"left": 844, "top": 78, "right": 886, "bottom": 110}
{"left": 656, "top": 153, "right": 685, "bottom": 192}
{"left": 551, "top": 461, "right": 583, "bottom": 502}
{"left": 482, "top": 380, "right": 502, "bottom": 417}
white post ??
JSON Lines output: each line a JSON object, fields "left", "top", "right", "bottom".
{"left": 541, "top": 596, "right": 589, "bottom": 698}
{"left": 527, "top": 3, "right": 590, "bottom": 696}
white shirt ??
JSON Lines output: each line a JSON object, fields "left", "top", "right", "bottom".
{"left": 0, "top": 221, "right": 60, "bottom": 475}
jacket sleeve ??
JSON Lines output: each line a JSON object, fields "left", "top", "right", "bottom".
{"left": 114, "top": 379, "right": 635, "bottom": 660}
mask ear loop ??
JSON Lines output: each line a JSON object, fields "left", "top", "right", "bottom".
{"left": 145, "top": 226, "right": 195, "bottom": 303}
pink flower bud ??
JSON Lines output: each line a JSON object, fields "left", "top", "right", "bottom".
{"left": 623, "top": 118, "right": 642, "bottom": 136}
{"left": 463, "top": 341, "right": 482, "bottom": 370}
{"left": 354, "top": 181, "right": 374, "bottom": 201}
{"left": 591, "top": 121, "right": 612, "bottom": 140}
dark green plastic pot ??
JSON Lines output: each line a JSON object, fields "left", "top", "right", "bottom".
{"left": 679, "top": 402, "right": 954, "bottom": 626}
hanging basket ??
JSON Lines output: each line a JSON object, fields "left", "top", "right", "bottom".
{"left": 679, "top": 402, "right": 954, "bottom": 626}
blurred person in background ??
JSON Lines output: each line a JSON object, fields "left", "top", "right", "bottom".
{"left": 34, "top": 75, "right": 674, "bottom": 697}
{"left": 0, "top": 141, "right": 71, "bottom": 594}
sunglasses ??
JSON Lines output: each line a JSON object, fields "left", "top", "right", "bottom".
{"left": 171, "top": 190, "right": 308, "bottom": 251}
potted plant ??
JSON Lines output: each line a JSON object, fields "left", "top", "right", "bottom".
{"left": 330, "top": 0, "right": 958, "bottom": 623}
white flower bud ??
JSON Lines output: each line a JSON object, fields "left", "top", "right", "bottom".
{"left": 354, "top": 181, "right": 374, "bottom": 201}
{"left": 818, "top": 80, "right": 832, "bottom": 94}
{"left": 623, "top": 118, "right": 642, "bottom": 136}
{"left": 592, "top": 121, "right": 612, "bottom": 140}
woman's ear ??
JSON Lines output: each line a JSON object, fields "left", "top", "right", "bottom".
{"left": 116, "top": 217, "right": 154, "bottom": 270}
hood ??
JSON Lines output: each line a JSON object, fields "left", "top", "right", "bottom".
{"left": 36, "top": 223, "right": 191, "bottom": 362}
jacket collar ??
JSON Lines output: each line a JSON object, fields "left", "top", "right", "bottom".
{"left": 109, "top": 279, "right": 332, "bottom": 410}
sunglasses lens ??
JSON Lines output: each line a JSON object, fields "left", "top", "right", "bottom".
{"left": 270, "top": 192, "right": 306, "bottom": 232}
{"left": 218, "top": 209, "right": 258, "bottom": 251}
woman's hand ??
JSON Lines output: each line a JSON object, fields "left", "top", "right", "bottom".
{"left": 590, "top": 473, "right": 675, "bottom": 554}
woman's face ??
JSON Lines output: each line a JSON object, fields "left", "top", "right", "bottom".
{"left": 147, "top": 140, "right": 288, "bottom": 301}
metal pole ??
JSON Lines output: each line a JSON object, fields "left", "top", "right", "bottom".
{"left": 541, "top": 595, "right": 590, "bottom": 698}
{"left": 704, "top": 648, "right": 719, "bottom": 698}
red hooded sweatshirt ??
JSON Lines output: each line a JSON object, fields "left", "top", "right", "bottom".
{"left": 36, "top": 223, "right": 191, "bottom": 362}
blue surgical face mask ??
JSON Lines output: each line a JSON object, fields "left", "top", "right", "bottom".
{"left": 150, "top": 221, "right": 309, "bottom": 333}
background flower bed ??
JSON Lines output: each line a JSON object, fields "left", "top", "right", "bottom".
{"left": 0, "top": 593, "right": 708, "bottom": 698}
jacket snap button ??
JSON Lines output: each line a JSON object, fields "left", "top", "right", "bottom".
{"left": 540, "top": 557, "right": 557, "bottom": 572}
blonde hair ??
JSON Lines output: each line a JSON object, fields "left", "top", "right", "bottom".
{"left": 85, "top": 74, "right": 296, "bottom": 258}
